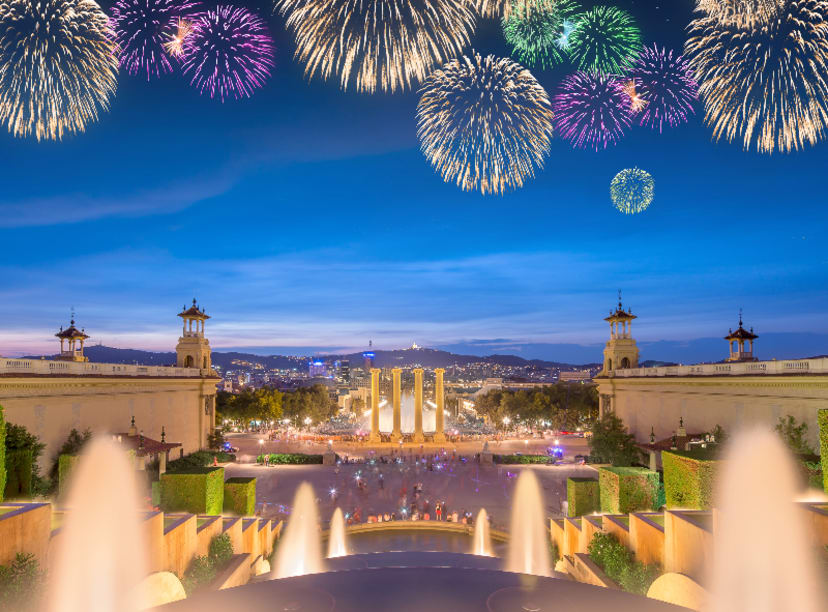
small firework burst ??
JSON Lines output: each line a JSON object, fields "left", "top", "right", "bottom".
{"left": 555, "top": 17, "right": 579, "bottom": 50}
{"left": 623, "top": 80, "right": 646, "bottom": 113}
{"left": 569, "top": 5, "right": 641, "bottom": 74}
{"left": 610, "top": 167, "right": 654, "bottom": 214}
{"left": 631, "top": 44, "right": 697, "bottom": 132}
{"left": 164, "top": 18, "right": 193, "bottom": 58}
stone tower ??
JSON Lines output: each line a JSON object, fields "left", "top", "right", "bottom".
{"left": 176, "top": 298, "right": 212, "bottom": 371}
{"left": 601, "top": 291, "right": 639, "bottom": 375}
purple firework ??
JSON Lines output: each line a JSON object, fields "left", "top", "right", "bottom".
{"left": 181, "top": 6, "right": 275, "bottom": 101}
{"left": 111, "top": 0, "right": 200, "bottom": 80}
{"left": 552, "top": 72, "right": 632, "bottom": 150}
{"left": 632, "top": 44, "right": 698, "bottom": 132}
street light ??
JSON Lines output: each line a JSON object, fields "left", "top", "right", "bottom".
{"left": 304, "top": 417, "right": 312, "bottom": 426}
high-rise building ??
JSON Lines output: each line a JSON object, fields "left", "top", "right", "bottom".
{"left": 309, "top": 360, "right": 327, "bottom": 377}
{"left": 339, "top": 359, "right": 351, "bottom": 383}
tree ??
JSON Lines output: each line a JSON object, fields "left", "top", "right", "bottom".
{"left": 775, "top": 415, "right": 815, "bottom": 456}
{"left": 589, "top": 413, "right": 640, "bottom": 466}
{"left": 5, "top": 423, "right": 47, "bottom": 496}
{"left": 49, "top": 429, "right": 92, "bottom": 483}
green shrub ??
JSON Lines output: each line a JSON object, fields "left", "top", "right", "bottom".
{"left": 589, "top": 413, "right": 640, "bottom": 466}
{"left": 800, "top": 460, "right": 823, "bottom": 490}
{"left": 224, "top": 477, "right": 256, "bottom": 516}
{"left": 775, "top": 415, "right": 815, "bottom": 455}
{"left": 618, "top": 559, "right": 661, "bottom": 595}
{"left": 567, "top": 478, "right": 599, "bottom": 517}
{"left": 58, "top": 454, "right": 79, "bottom": 495}
{"left": 160, "top": 467, "right": 224, "bottom": 515}
{"left": 662, "top": 450, "right": 719, "bottom": 510}
{"left": 208, "top": 533, "right": 233, "bottom": 566}
{"left": 3, "top": 449, "right": 32, "bottom": 499}
{"left": 167, "top": 450, "right": 235, "bottom": 473}
{"left": 492, "top": 454, "right": 553, "bottom": 464}
{"left": 151, "top": 481, "right": 161, "bottom": 507}
{"left": 549, "top": 540, "right": 560, "bottom": 562}
{"left": 4, "top": 423, "right": 46, "bottom": 496}
{"left": 0, "top": 552, "right": 43, "bottom": 610}
{"left": 0, "top": 404, "right": 6, "bottom": 502}
{"left": 819, "top": 409, "right": 828, "bottom": 494}
{"left": 181, "top": 555, "right": 216, "bottom": 595}
{"left": 49, "top": 429, "right": 91, "bottom": 484}
{"left": 257, "top": 453, "right": 323, "bottom": 465}
{"left": 598, "top": 467, "right": 659, "bottom": 514}
{"left": 587, "top": 532, "right": 659, "bottom": 595}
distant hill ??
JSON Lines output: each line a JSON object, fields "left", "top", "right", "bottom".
{"left": 27, "top": 345, "right": 597, "bottom": 371}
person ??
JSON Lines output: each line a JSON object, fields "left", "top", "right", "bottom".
{"left": 379, "top": 473, "right": 384, "bottom": 489}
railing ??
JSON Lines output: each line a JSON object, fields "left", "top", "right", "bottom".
{"left": 611, "top": 357, "right": 828, "bottom": 378}
{"left": 0, "top": 357, "right": 207, "bottom": 378}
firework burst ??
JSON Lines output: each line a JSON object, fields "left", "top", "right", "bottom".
{"left": 277, "top": 0, "right": 475, "bottom": 93}
{"left": 164, "top": 18, "right": 193, "bottom": 58}
{"left": 555, "top": 17, "right": 579, "bottom": 50}
{"left": 623, "top": 80, "right": 646, "bottom": 113}
{"left": 112, "top": 0, "right": 199, "bottom": 79}
{"left": 610, "top": 167, "right": 654, "bottom": 214}
{"left": 695, "top": 0, "right": 785, "bottom": 29}
{"left": 568, "top": 5, "right": 641, "bottom": 75}
{"left": 502, "top": 0, "right": 582, "bottom": 69}
{"left": 631, "top": 44, "right": 697, "bottom": 132}
{"left": 474, "top": 0, "right": 512, "bottom": 20}
{"left": 0, "top": 0, "right": 118, "bottom": 141}
{"left": 552, "top": 71, "right": 631, "bottom": 150}
{"left": 417, "top": 53, "right": 554, "bottom": 195}
{"left": 685, "top": 0, "right": 828, "bottom": 154}
{"left": 181, "top": 6, "right": 275, "bottom": 102}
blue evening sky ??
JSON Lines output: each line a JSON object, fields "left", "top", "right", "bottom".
{"left": 0, "top": 0, "right": 826, "bottom": 363}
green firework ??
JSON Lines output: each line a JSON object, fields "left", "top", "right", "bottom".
{"left": 502, "top": 0, "right": 582, "bottom": 70}
{"left": 610, "top": 167, "right": 654, "bottom": 214}
{"left": 569, "top": 5, "right": 642, "bottom": 74}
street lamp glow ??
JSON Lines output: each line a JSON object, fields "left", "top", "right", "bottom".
{"left": 502, "top": 416, "right": 511, "bottom": 425}
{"left": 304, "top": 417, "right": 312, "bottom": 425}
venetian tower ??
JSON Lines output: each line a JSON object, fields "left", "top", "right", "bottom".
{"left": 176, "top": 298, "right": 212, "bottom": 371}
{"left": 601, "top": 291, "right": 639, "bottom": 375}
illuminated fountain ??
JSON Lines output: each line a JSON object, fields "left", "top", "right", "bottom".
{"left": 505, "top": 470, "right": 550, "bottom": 577}
{"left": 46, "top": 437, "right": 149, "bottom": 612}
{"left": 327, "top": 507, "right": 348, "bottom": 558}
{"left": 273, "top": 483, "right": 324, "bottom": 579}
{"left": 375, "top": 394, "right": 437, "bottom": 433}
{"left": 707, "top": 428, "right": 824, "bottom": 612}
{"left": 472, "top": 508, "right": 492, "bottom": 556}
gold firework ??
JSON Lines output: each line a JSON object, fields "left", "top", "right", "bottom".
{"left": 474, "top": 0, "right": 513, "bottom": 19}
{"left": 695, "top": 0, "right": 785, "bottom": 29}
{"left": 276, "top": 0, "right": 476, "bottom": 93}
{"left": 685, "top": 0, "right": 828, "bottom": 154}
{"left": 164, "top": 18, "right": 193, "bottom": 58}
{"left": 623, "top": 80, "right": 647, "bottom": 113}
{"left": 416, "top": 53, "right": 554, "bottom": 195}
{"left": 0, "top": 0, "right": 118, "bottom": 141}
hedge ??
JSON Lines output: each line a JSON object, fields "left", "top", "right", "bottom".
{"left": 819, "top": 409, "right": 828, "bottom": 494}
{"left": 4, "top": 449, "right": 33, "bottom": 499}
{"left": 257, "top": 453, "right": 323, "bottom": 465}
{"left": 151, "top": 481, "right": 161, "bottom": 507}
{"left": 598, "top": 467, "right": 659, "bottom": 514}
{"left": 58, "top": 454, "right": 79, "bottom": 495}
{"left": 166, "top": 450, "right": 235, "bottom": 473}
{"left": 160, "top": 467, "right": 224, "bottom": 515}
{"left": 662, "top": 450, "right": 720, "bottom": 510}
{"left": 0, "top": 404, "right": 5, "bottom": 503}
{"left": 224, "top": 477, "right": 256, "bottom": 516}
{"left": 588, "top": 531, "right": 660, "bottom": 595}
{"left": 493, "top": 454, "right": 553, "bottom": 464}
{"left": 567, "top": 478, "right": 600, "bottom": 517}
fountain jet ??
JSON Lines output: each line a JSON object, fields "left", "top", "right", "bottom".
{"left": 46, "top": 437, "right": 149, "bottom": 612}
{"left": 707, "top": 428, "right": 824, "bottom": 612}
{"left": 327, "top": 508, "right": 348, "bottom": 558}
{"left": 505, "top": 470, "right": 550, "bottom": 576}
{"left": 472, "top": 508, "right": 492, "bottom": 556}
{"left": 273, "top": 482, "right": 324, "bottom": 579}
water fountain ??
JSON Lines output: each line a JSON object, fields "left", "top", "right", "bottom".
{"left": 706, "top": 428, "right": 824, "bottom": 612}
{"left": 46, "top": 437, "right": 149, "bottom": 612}
{"left": 375, "top": 393, "right": 437, "bottom": 433}
{"left": 327, "top": 507, "right": 348, "bottom": 558}
{"left": 505, "top": 470, "right": 550, "bottom": 577}
{"left": 273, "top": 482, "right": 324, "bottom": 579}
{"left": 472, "top": 508, "right": 493, "bottom": 556}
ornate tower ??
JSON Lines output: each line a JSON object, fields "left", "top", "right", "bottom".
{"left": 176, "top": 298, "right": 212, "bottom": 371}
{"left": 725, "top": 310, "right": 758, "bottom": 362}
{"left": 55, "top": 316, "right": 89, "bottom": 362}
{"left": 601, "top": 291, "right": 639, "bottom": 375}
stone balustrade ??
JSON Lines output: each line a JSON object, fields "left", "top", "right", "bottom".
{"left": 0, "top": 356, "right": 207, "bottom": 378}
{"left": 611, "top": 357, "right": 828, "bottom": 378}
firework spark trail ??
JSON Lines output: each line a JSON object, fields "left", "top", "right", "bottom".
{"left": 277, "top": 0, "right": 475, "bottom": 93}
{"left": 0, "top": 0, "right": 119, "bottom": 140}
{"left": 695, "top": 0, "right": 786, "bottom": 29}
{"left": 417, "top": 53, "right": 554, "bottom": 195}
{"left": 685, "top": 0, "right": 828, "bottom": 153}
{"left": 164, "top": 17, "right": 194, "bottom": 58}
{"left": 631, "top": 44, "right": 697, "bottom": 132}
{"left": 610, "top": 167, "right": 654, "bottom": 214}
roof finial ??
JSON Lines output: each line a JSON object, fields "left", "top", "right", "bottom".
{"left": 161, "top": 426, "right": 166, "bottom": 443}
{"left": 70, "top": 305, "right": 75, "bottom": 326}
{"left": 738, "top": 307, "right": 743, "bottom": 327}
{"left": 193, "top": 297, "right": 197, "bottom": 305}
{"left": 618, "top": 289, "right": 623, "bottom": 309}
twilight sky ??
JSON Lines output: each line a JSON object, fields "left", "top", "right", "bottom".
{"left": 0, "top": 0, "right": 826, "bottom": 364}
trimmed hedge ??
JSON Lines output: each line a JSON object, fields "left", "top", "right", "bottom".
{"left": 4, "top": 449, "right": 33, "bottom": 499}
{"left": 662, "top": 450, "right": 719, "bottom": 510}
{"left": 598, "top": 467, "right": 659, "bottom": 514}
{"left": 224, "top": 477, "right": 256, "bottom": 516}
{"left": 257, "top": 453, "right": 323, "bottom": 465}
{"left": 493, "top": 454, "right": 553, "bottom": 464}
{"left": 588, "top": 531, "right": 660, "bottom": 595}
{"left": 160, "top": 467, "right": 224, "bottom": 515}
{"left": 819, "top": 409, "right": 828, "bottom": 494}
{"left": 58, "top": 454, "right": 79, "bottom": 495}
{"left": 166, "top": 450, "right": 235, "bottom": 473}
{"left": 0, "top": 404, "right": 5, "bottom": 503}
{"left": 567, "top": 477, "right": 599, "bottom": 517}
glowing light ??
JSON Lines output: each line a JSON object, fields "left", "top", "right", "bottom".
{"left": 276, "top": 0, "right": 475, "bottom": 93}
{"left": 111, "top": 0, "right": 199, "bottom": 80}
{"left": 503, "top": 416, "right": 511, "bottom": 425}
{"left": 502, "top": 0, "right": 582, "bottom": 69}
{"left": 304, "top": 417, "right": 312, "bottom": 425}
{"left": 695, "top": 0, "right": 785, "bottom": 29}
{"left": 164, "top": 18, "right": 194, "bottom": 58}
{"left": 630, "top": 44, "right": 697, "bottom": 132}
{"left": 568, "top": 5, "right": 641, "bottom": 75}
{"left": 416, "top": 53, "right": 554, "bottom": 195}
{"left": 555, "top": 17, "right": 578, "bottom": 50}
{"left": 685, "top": 0, "right": 828, "bottom": 154}
{"left": 623, "top": 80, "right": 646, "bottom": 113}
{"left": 0, "top": 0, "right": 119, "bottom": 141}
{"left": 551, "top": 71, "right": 631, "bottom": 150}
{"left": 180, "top": 5, "right": 275, "bottom": 102}
{"left": 610, "top": 167, "right": 654, "bottom": 215}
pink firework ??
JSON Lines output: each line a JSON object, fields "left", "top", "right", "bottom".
{"left": 631, "top": 44, "right": 698, "bottom": 132}
{"left": 181, "top": 5, "right": 275, "bottom": 101}
{"left": 551, "top": 72, "right": 632, "bottom": 150}
{"left": 111, "top": 0, "right": 200, "bottom": 80}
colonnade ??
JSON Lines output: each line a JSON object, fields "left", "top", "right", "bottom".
{"left": 367, "top": 367, "right": 445, "bottom": 443}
